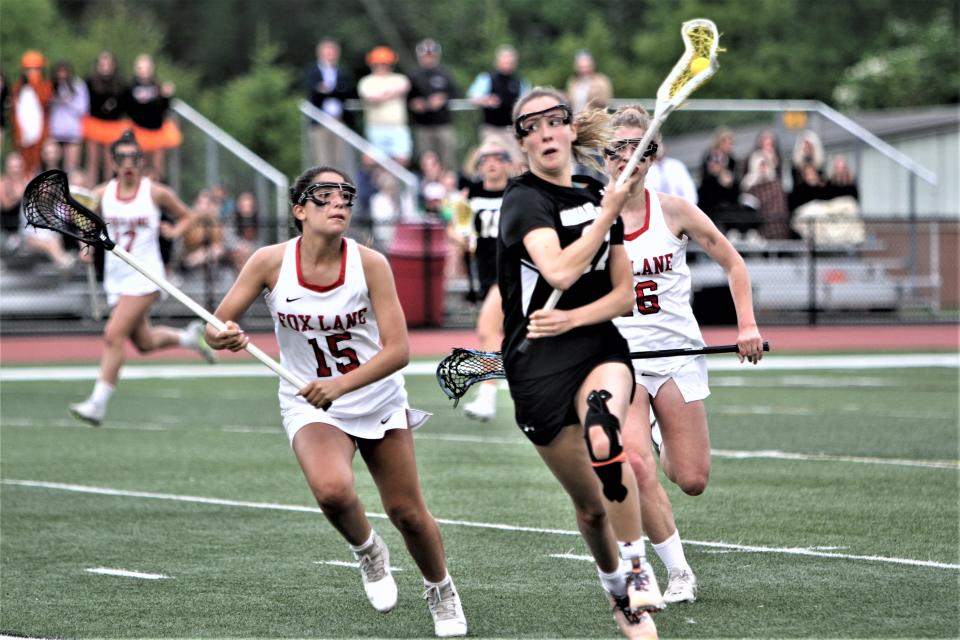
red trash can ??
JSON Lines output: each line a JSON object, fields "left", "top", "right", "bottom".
{"left": 387, "top": 221, "right": 448, "bottom": 327}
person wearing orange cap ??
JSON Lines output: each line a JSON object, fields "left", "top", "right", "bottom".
{"left": 358, "top": 46, "right": 412, "bottom": 166}
{"left": 11, "top": 50, "right": 53, "bottom": 175}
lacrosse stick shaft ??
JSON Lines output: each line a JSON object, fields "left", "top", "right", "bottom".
{"left": 85, "top": 261, "right": 103, "bottom": 321}
{"left": 630, "top": 341, "right": 769, "bottom": 359}
{"left": 110, "top": 245, "right": 308, "bottom": 389}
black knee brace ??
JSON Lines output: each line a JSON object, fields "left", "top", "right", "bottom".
{"left": 584, "top": 390, "right": 627, "bottom": 502}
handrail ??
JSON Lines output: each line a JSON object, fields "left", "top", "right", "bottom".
{"left": 170, "top": 99, "right": 290, "bottom": 237}
{"left": 299, "top": 101, "right": 419, "bottom": 191}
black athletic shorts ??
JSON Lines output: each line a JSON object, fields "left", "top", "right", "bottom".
{"left": 508, "top": 351, "right": 634, "bottom": 446}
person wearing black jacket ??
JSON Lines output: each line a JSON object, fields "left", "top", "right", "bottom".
{"left": 408, "top": 39, "right": 458, "bottom": 172}
{"left": 304, "top": 39, "right": 356, "bottom": 170}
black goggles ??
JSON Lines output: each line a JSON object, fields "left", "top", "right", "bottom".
{"left": 603, "top": 139, "right": 659, "bottom": 161}
{"left": 298, "top": 182, "right": 357, "bottom": 208}
{"left": 514, "top": 103, "right": 573, "bottom": 139}
{"left": 112, "top": 150, "right": 143, "bottom": 162}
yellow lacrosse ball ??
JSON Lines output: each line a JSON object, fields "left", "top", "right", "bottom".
{"left": 690, "top": 57, "right": 710, "bottom": 74}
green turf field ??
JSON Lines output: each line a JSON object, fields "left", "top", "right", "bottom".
{"left": 2, "top": 360, "right": 958, "bottom": 638}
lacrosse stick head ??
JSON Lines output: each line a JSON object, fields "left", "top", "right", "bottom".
{"left": 21, "top": 170, "right": 113, "bottom": 249}
{"left": 436, "top": 348, "right": 506, "bottom": 406}
{"left": 657, "top": 18, "right": 721, "bottom": 112}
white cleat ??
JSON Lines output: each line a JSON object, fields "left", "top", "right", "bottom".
{"left": 423, "top": 578, "right": 467, "bottom": 637}
{"left": 606, "top": 591, "right": 659, "bottom": 640}
{"left": 626, "top": 559, "right": 666, "bottom": 613}
{"left": 184, "top": 320, "right": 218, "bottom": 364}
{"left": 663, "top": 568, "right": 698, "bottom": 604}
{"left": 69, "top": 399, "right": 105, "bottom": 427}
{"left": 463, "top": 387, "right": 496, "bottom": 422}
{"left": 353, "top": 532, "right": 398, "bottom": 613}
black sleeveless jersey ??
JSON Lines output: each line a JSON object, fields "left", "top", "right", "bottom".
{"left": 497, "top": 172, "right": 627, "bottom": 379}
{"left": 466, "top": 181, "right": 505, "bottom": 293}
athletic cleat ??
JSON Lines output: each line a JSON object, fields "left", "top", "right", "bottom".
{"left": 353, "top": 532, "right": 398, "bottom": 613}
{"left": 423, "top": 579, "right": 467, "bottom": 637}
{"left": 606, "top": 591, "right": 659, "bottom": 639}
{"left": 663, "top": 568, "right": 698, "bottom": 604}
{"left": 463, "top": 387, "right": 496, "bottom": 422}
{"left": 184, "top": 320, "right": 218, "bottom": 364}
{"left": 626, "top": 559, "right": 666, "bottom": 613}
{"left": 69, "top": 399, "right": 105, "bottom": 426}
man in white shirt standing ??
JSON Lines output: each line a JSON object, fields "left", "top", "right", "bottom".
{"left": 645, "top": 143, "right": 699, "bottom": 204}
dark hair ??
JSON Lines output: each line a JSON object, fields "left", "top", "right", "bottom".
{"left": 109, "top": 129, "right": 140, "bottom": 154}
{"left": 288, "top": 165, "right": 354, "bottom": 232}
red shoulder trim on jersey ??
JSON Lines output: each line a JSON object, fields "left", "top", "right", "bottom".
{"left": 623, "top": 189, "right": 651, "bottom": 241}
{"left": 296, "top": 237, "right": 347, "bottom": 292}
{"left": 114, "top": 177, "right": 143, "bottom": 203}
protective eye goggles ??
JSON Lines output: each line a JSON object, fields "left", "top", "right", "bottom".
{"left": 514, "top": 104, "right": 572, "bottom": 139}
{"left": 603, "top": 139, "right": 659, "bottom": 161}
{"left": 112, "top": 150, "right": 143, "bottom": 162}
{"left": 298, "top": 182, "right": 357, "bottom": 208}
{"left": 475, "top": 151, "right": 511, "bottom": 167}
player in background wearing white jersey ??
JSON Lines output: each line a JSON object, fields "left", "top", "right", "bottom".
{"left": 459, "top": 137, "right": 512, "bottom": 422}
{"left": 606, "top": 106, "right": 764, "bottom": 604}
{"left": 69, "top": 130, "right": 215, "bottom": 426}
{"left": 203, "top": 166, "right": 466, "bottom": 638}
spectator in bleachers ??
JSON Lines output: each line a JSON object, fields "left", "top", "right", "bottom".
{"left": 645, "top": 141, "right": 698, "bottom": 204}
{"left": 697, "top": 126, "right": 740, "bottom": 219}
{"left": 826, "top": 154, "right": 859, "bottom": 201}
{"left": 467, "top": 45, "right": 529, "bottom": 150}
{"left": 0, "top": 72, "right": 8, "bottom": 151}
{"left": 565, "top": 49, "right": 612, "bottom": 114}
{"left": 226, "top": 190, "right": 259, "bottom": 272}
{"left": 304, "top": 38, "right": 356, "bottom": 169}
{"left": 415, "top": 149, "right": 445, "bottom": 207}
{"left": 83, "top": 50, "right": 128, "bottom": 185}
{"left": 408, "top": 38, "right": 458, "bottom": 172}
{"left": 178, "top": 188, "right": 225, "bottom": 272}
{"left": 124, "top": 53, "right": 181, "bottom": 179}
{"left": 49, "top": 61, "right": 88, "bottom": 177}
{"left": 790, "top": 129, "right": 825, "bottom": 185}
{"left": 358, "top": 46, "right": 412, "bottom": 166}
{"left": 751, "top": 129, "right": 784, "bottom": 180}
{"left": 369, "top": 172, "right": 415, "bottom": 249}
{"left": 788, "top": 162, "right": 829, "bottom": 213}
{"left": 39, "top": 136, "right": 63, "bottom": 173}
{"left": 11, "top": 50, "right": 52, "bottom": 176}
{"left": 740, "top": 150, "right": 790, "bottom": 240}
{"left": 1, "top": 152, "right": 29, "bottom": 240}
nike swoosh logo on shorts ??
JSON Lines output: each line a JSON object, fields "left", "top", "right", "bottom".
{"left": 380, "top": 415, "right": 391, "bottom": 424}
{"left": 286, "top": 296, "right": 302, "bottom": 302}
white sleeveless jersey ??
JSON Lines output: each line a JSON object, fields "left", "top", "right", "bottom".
{"left": 613, "top": 189, "right": 705, "bottom": 375}
{"left": 101, "top": 177, "right": 165, "bottom": 300}
{"left": 266, "top": 237, "right": 407, "bottom": 418}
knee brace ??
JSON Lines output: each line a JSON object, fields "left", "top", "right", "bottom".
{"left": 584, "top": 390, "right": 627, "bottom": 502}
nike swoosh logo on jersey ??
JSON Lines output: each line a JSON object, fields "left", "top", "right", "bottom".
{"left": 286, "top": 296, "right": 302, "bottom": 303}
{"left": 380, "top": 415, "right": 391, "bottom": 424}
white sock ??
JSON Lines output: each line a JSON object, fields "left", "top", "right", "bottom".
{"left": 598, "top": 564, "right": 627, "bottom": 597}
{"left": 424, "top": 573, "right": 451, "bottom": 588}
{"left": 179, "top": 327, "right": 196, "bottom": 348}
{"left": 618, "top": 537, "right": 647, "bottom": 562}
{"left": 477, "top": 381, "right": 497, "bottom": 399}
{"left": 90, "top": 380, "right": 115, "bottom": 406}
{"left": 349, "top": 529, "right": 376, "bottom": 553}
{"left": 651, "top": 529, "right": 690, "bottom": 573}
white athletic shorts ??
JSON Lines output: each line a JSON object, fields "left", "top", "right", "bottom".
{"left": 635, "top": 355, "right": 710, "bottom": 403}
{"left": 281, "top": 395, "right": 431, "bottom": 445}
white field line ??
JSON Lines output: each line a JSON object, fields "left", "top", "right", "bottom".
{"left": 4, "top": 479, "right": 958, "bottom": 572}
{"left": 2, "top": 417, "right": 957, "bottom": 470}
{"left": 0, "top": 352, "right": 957, "bottom": 383}
{"left": 85, "top": 567, "right": 170, "bottom": 580}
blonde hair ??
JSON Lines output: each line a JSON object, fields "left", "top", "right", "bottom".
{"left": 465, "top": 136, "right": 515, "bottom": 177}
{"left": 512, "top": 86, "right": 612, "bottom": 171}
{"left": 610, "top": 105, "right": 663, "bottom": 158}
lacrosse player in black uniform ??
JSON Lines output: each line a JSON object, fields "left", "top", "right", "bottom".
{"left": 498, "top": 87, "right": 664, "bottom": 638}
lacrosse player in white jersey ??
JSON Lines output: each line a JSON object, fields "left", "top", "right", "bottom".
{"left": 204, "top": 165, "right": 466, "bottom": 638}
{"left": 605, "top": 106, "right": 764, "bottom": 604}
{"left": 69, "top": 129, "right": 216, "bottom": 427}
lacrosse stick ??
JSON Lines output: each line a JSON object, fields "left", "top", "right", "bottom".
{"left": 518, "top": 18, "right": 722, "bottom": 354}
{"left": 438, "top": 341, "right": 768, "bottom": 404}
{"left": 22, "top": 170, "right": 309, "bottom": 391}
{"left": 68, "top": 186, "right": 104, "bottom": 321}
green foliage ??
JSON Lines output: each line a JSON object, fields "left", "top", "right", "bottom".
{"left": 833, "top": 13, "right": 960, "bottom": 110}
{"left": 199, "top": 42, "right": 302, "bottom": 178}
